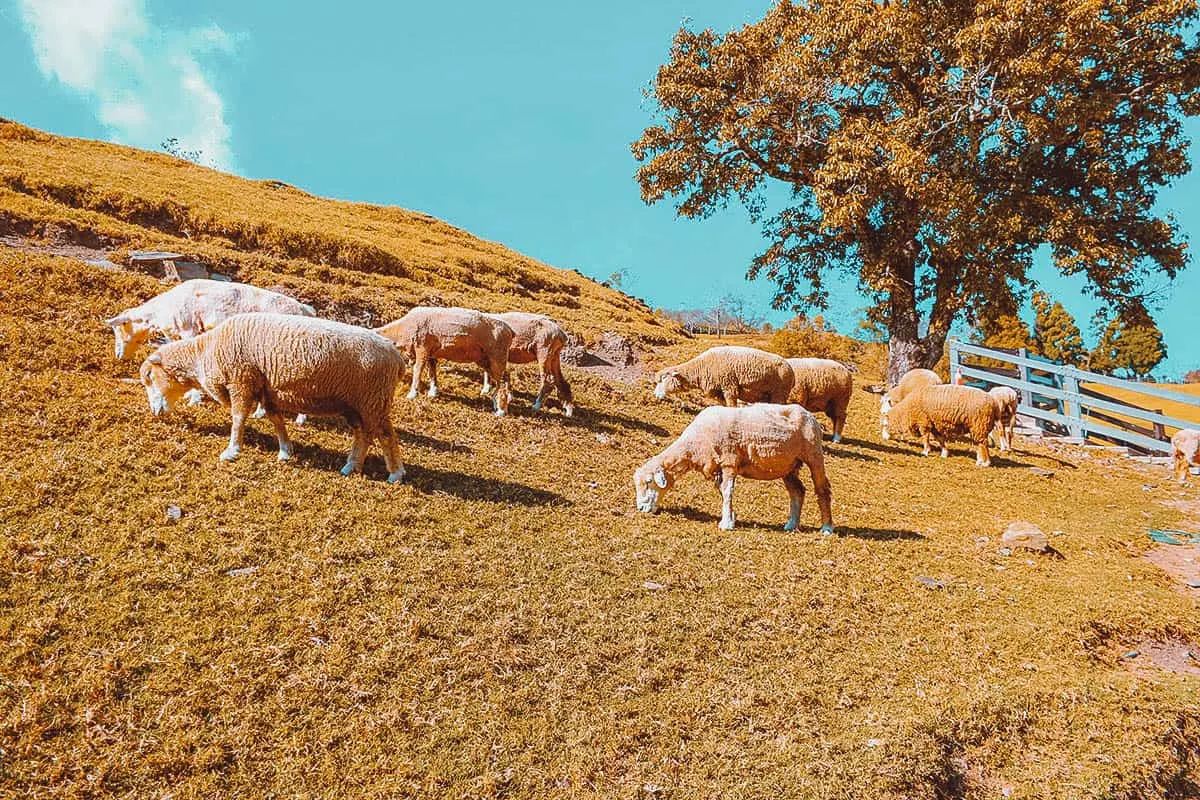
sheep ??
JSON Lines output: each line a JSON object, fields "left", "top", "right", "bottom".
{"left": 105, "top": 279, "right": 315, "bottom": 360}
{"left": 138, "top": 313, "right": 406, "bottom": 482}
{"left": 1172, "top": 429, "right": 1200, "bottom": 485}
{"left": 878, "top": 367, "right": 943, "bottom": 437}
{"left": 376, "top": 307, "right": 514, "bottom": 416}
{"left": 988, "top": 386, "right": 1019, "bottom": 452}
{"left": 483, "top": 311, "right": 574, "bottom": 417}
{"left": 785, "top": 358, "right": 853, "bottom": 443}
{"left": 653, "top": 346, "right": 795, "bottom": 407}
{"left": 633, "top": 403, "right": 834, "bottom": 533}
{"left": 881, "top": 384, "right": 998, "bottom": 466}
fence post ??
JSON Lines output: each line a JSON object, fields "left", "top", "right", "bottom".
{"left": 1017, "top": 347, "right": 1033, "bottom": 411}
{"left": 1152, "top": 410, "right": 1165, "bottom": 442}
{"left": 949, "top": 338, "right": 960, "bottom": 381}
{"left": 1062, "top": 368, "right": 1083, "bottom": 439}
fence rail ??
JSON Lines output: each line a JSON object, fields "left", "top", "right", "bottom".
{"left": 949, "top": 339, "right": 1199, "bottom": 454}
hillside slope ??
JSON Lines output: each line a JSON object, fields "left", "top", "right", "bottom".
{"left": 0, "top": 119, "right": 679, "bottom": 344}
{"left": 2, "top": 249, "right": 1199, "bottom": 798}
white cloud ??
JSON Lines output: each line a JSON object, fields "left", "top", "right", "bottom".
{"left": 17, "top": 0, "right": 240, "bottom": 171}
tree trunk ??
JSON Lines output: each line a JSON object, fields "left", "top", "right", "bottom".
{"left": 885, "top": 264, "right": 948, "bottom": 385}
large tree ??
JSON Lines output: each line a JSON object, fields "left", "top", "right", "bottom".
{"left": 1031, "top": 291, "right": 1085, "bottom": 365}
{"left": 633, "top": 0, "right": 1199, "bottom": 382}
{"left": 1090, "top": 315, "right": 1167, "bottom": 378}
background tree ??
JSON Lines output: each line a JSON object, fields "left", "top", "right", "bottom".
{"left": 1184, "top": 368, "right": 1200, "bottom": 383}
{"left": 633, "top": 0, "right": 1199, "bottom": 383}
{"left": 1089, "top": 315, "right": 1167, "bottom": 379}
{"left": 972, "top": 313, "right": 1033, "bottom": 352}
{"left": 161, "top": 138, "right": 205, "bottom": 165}
{"left": 1031, "top": 291, "right": 1085, "bottom": 365}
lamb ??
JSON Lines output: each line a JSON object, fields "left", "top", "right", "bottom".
{"left": 375, "top": 307, "right": 514, "bottom": 416}
{"left": 138, "top": 313, "right": 406, "bottom": 482}
{"left": 483, "top": 311, "right": 574, "bottom": 417}
{"left": 878, "top": 367, "right": 943, "bottom": 437}
{"left": 1172, "top": 429, "right": 1200, "bottom": 485}
{"left": 653, "top": 346, "right": 795, "bottom": 406}
{"left": 881, "top": 384, "right": 998, "bottom": 466}
{"left": 105, "top": 279, "right": 316, "bottom": 360}
{"left": 988, "top": 386, "right": 1020, "bottom": 452}
{"left": 785, "top": 358, "right": 853, "bottom": 443}
{"left": 633, "top": 403, "right": 834, "bottom": 533}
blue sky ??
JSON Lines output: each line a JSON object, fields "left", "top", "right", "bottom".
{"left": 2, "top": 0, "right": 1197, "bottom": 375}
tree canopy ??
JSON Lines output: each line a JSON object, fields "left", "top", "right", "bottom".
{"left": 633, "top": 0, "right": 1200, "bottom": 382}
{"left": 1031, "top": 291, "right": 1085, "bottom": 365}
{"left": 1089, "top": 316, "right": 1167, "bottom": 378}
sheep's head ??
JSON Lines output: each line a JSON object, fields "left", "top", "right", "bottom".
{"left": 105, "top": 314, "right": 152, "bottom": 360}
{"left": 139, "top": 352, "right": 190, "bottom": 416}
{"left": 879, "top": 393, "right": 893, "bottom": 440}
{"left": 653, "top": 370, "right": 685, "bottom": 400}
{"left": 633, "top": 459, "right": 673, "bottom": 513}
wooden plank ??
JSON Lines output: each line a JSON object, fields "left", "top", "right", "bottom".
{"left": 1079, "top": 394, "right": 1194, "bottom": 433}
{"left": 1082, "top": 419, "right": 1173, "bottom": 454}
{"left": 958, "top": 366, "right": 1073, "bottom": 403}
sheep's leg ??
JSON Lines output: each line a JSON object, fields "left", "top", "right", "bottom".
{"left": 976, "top": 438, "right": 992, "bottom": 467}
{"left": 378, "top": 419, "right": 405, "bottom": 484}
{"left": 480, "top": 369, "right": 493, "bottom": 396}
{"left": 806, "top": 456, "right": 835, "bottom": 535}
{"left": 717, "top": 470, "right": 737, "bottom": 531}
{"left": 486, "top": 358, "right": 511, "bottom": 416}
{"left": 781, "top": 472, "right": 805, "bottom": 532}
{"left": 407, "top": 351, "right": 425, "bottom": 399}
{"left": 721, "top": 386, "right": 740, "bottom": 407}
{"left": 1174, "top": 451, "right": 1188, "bottom": 484}
{"left": 920, "top": 429, "right": 932, "bottom": 456}
{"left": 532, "top": 355, "right": 552, "bottom": 412}
{"left": 340, "top": 426, "right": 369, "bottom": 476}
{"left": 184, "top": 388, "right": 206, "bottom": 406}
{"left": 268, "top": 413, "right": 293, "bottom": 461}
{"left": 426, "top": 358, "right": 439, "bottom": 398}
{"left": 221, "top": 389, "right": 255, "bottom": 462}
{"left": 251, "top": 404, "right": 267, "bottom": 419}
{"left": 830, "top": 404, "right": 845, "bottom": 444}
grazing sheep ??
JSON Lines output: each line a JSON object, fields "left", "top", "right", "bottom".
{"left": 882, "top": 384, "right": 998, "bottom": 466}
{"left": 633, "top": 403, "right": 834, "bottom": 533}
{"left": 484, "top": 311, "right": 574, "bottom": 417}
{"left": 988, "top": 386, "right": 1020, "bottom": 452}
{"left": 138, "top": 313, "right": 406, "bottom": 482}
{"left": 105, "top": 279, "right": 315, "bottom": 360}
{"left": 786, "top": 358, "right": 854, "bottom": 443}
{"left": 1172, "top": 429, "right": 1200, "bottom": 485}
{"left": 654, "top": 346, "right": 795, "bottom": 406}
{"left": 879, "top": 368, "right": 943, "bottom": 437}
{"left": 376, "top": 307, "right": 515, "bottom": 416}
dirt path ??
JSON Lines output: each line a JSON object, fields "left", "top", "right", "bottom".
{"left": 1, "top": 233, "right": 121, "bottom": 269}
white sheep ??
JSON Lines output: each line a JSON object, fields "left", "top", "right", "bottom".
{"left": 138, "top": 313, "right": 406, "bottom": 482}
{"left": 375, "top": 307, "right": 515, "bottom": 416}
{"left": 882, "top": 384, "right": 998, "bottom": 466}
{"left": 484, "top": 311, "right": 574, "bottom": 417}
{"left": 988, "top": 386, "right": 1019, "bottom": 452}
{"left": 654, "top": 346, "right": 795, "bottom": 406}
{"left": 105, "top": 279, "right": 315, "bottom": 360}
{"left": 1172, "top": 429, "right": 1200, "bottom": 485}
{"left": 785, "top": 358, "right": 854, "bottom": 443}
{"left": 878, "top": 367, "right": 943, "bottom": 437}
{"left": 633, "top": 403, "right": 834, "bottom": 533}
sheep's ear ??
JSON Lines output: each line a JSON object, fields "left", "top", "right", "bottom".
{"left": 148, "top": 353, "right": 162, "bottom": 365}
{"left": 653, "top": 468, "right": 668, "bottom": 489}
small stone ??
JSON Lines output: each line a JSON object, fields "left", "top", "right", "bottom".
{"left": 587, "top": 481, "right": 599, "bottom": 489}
{"left": 1002, "top": 522, "right": 1050, "bottom": 554}
{"left": 165, "top": 504, "right": 183, "bottom": 521}
{"left": 226, "top": 566, "right": 259, "bottom": 577}
{"left": 595, "top": 433, "right": 612, "bottom": 445}
{"left": 1120, "top": 650, "right": 1140, "bottom": 660}
{"left": 997, "top": 547, "right": 1013, "bottom": 557}
{"left": 1028, "top": 467, "right": 1055, "bottom": 478}
{"left": 1021, "top": 662, "right": 1037, "bottom": 671}
{"left": 1186, "top": 579, "right": 1200, "bottom": 589}
{"left": 866, "top": 738, "right": 884, "bottom": 748}
{"left": 642, "top": 581, "right": 666, "bottom": 591}
{"left": 915, "top": 575, "right": 944, "bottom": 589}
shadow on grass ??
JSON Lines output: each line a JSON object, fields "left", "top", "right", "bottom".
{"left": 402, "top": 463, "right": 572, "bottom": 507}
{"left": 844, "top": 438, "right": 922, "bottom": 457}
{"left": 397, "top": 429, "right": 471, "bottom": 454}
{"left": 835, "top": 526, "right": 926, "bottom": 542}
{"left": 825, "top": 446, "right": 881, "bottom": 463}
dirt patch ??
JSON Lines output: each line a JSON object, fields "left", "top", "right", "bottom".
{"left": 1122, "top": 638, "right": 1200, "bottom": 677}
{"left": 1143, "top": 544, "right": 1200, "bottom": 598}
{"left": 2, "top": 232, "right": 121, "bottom": 269}
{"left": 563, "top": 331, "right": 646, "bottom": 384}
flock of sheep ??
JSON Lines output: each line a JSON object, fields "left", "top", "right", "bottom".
{"left": 117, "top": 276, "right": 1178, "bottom": 533}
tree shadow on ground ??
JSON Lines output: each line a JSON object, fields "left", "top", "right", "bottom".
{"left": 835, "top": 526, "right": 926, "bottom": 541}
{"left": 825, "top": 446, "right": 881, "bottom": 463}
{"left": 397, "top": 429, "right": 471, "bottom": 454}
{"left": 402, "top": 463, "right": 572, "bottom": 507}
{"left": 842, "top": 438, "right": 921, "bottom": 457}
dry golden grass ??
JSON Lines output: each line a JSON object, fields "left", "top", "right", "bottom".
{"left": 0, "top": 119, "right": 680, "bottom": 345}
{"left": 3, "top": 250, "right": 1200, "bottom": 799}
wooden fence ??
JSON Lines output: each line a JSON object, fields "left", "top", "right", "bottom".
{"left": 948, "top": 338, "right": 1199, "bottom": 454}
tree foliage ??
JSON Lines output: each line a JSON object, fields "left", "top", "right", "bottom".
{"left": 633, "top": 0, "right": 1200, "bottom": 381}
{"left": 1089, "top": 315, "right": 1167, "bottom": 378}
{"left": 1031, "top": 291, "right": 1085, "bottom": 365}
{"left": 972, "top": 312, "right": 1032, "bottom": 352}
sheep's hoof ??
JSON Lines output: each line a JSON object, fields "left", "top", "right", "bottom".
{"left": 718, "top": 517, "right": 735, "bottom": 531}
{"left": 387, "top": 468, "right": 406, "bottom": 484}
{"left": 219, "top": 446, "right": 239, "bottom": 462}
{"left": 295, "top": 414, "right": 307, "bottom": 426}
{"left": 940, "top": 449, "right": 949, "bottom": 458}
{"left": 563, "top": 404, "right": 575, "bottom": 418}
{"left": 494, "top": 409, "right": 507, "bottom": 418}
{"left": 340, "top": 463, "right": 357, "bottom": 477}
{"left": 277, "top": 444, "right": 293, "bottom": 462}
{"left": 832, "top": 434, "right": 842, "bottom": 444}
{"left": 819, "top": 524, "right": 835, "bottom": 536}
{"left": 185, "top": 389, "right": 205, "bottom": 406}
{"left": 428, "top": 386, "right": 439, "bottom": 398}
{"left": 977, "top": 460, "right": 991, "bottom": 468}
{"left": 480, "top": 387, "right": 491, "bottom": 396}
{"left": 251, "top": 406, "right": 267, "bottom": 419}
{"left": 782, "top": 520, "right": 798, "bottom": 532}
{"left": 532, "top": 399, "right": 543, "bottom": 412}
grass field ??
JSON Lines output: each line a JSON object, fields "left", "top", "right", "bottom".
{"left": 1082, "top": 383, "right": 1200, "bottom": 438}
{"left": 3, "top": 250, "right": 1200, "bottom": 799}
{"left": 2, "top": 125, "right": 1200, "bottom": 798}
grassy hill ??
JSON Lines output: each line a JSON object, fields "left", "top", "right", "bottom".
{"left": 0, "top": 119, "right": 679, "bottom": 345}
{"left": 2, "top": 125, "right": 1200, "bottom": 798}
